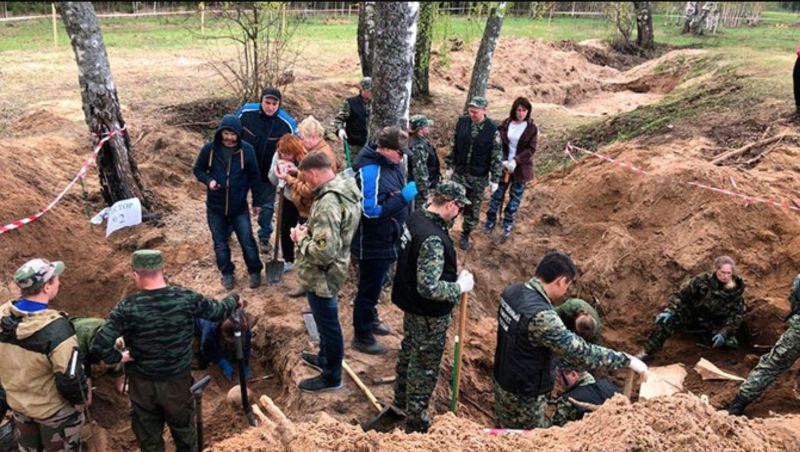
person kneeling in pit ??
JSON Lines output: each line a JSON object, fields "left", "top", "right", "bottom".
{"left": 195, "top": 315, "right": 253, "bottom": 381}
{"left": 548, "top": 366, "right": 618, "bottom": 427}
{"left": 637, "top": 256, "right": 745, "bottom": 362}
{"left": 556, "top": 297, "right": 602, "bottom": 344}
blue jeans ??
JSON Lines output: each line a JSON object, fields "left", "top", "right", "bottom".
{"left": 257, "top": 180, "right": 277, "bottom": 244}
{"left": 207, "top": 210, "right": 263, "bottom": 275}
{"left": 307, "top": 292, "right": 343, "bottom": 384}
{"left": 486, "top": 181, "right": 527, "bottom": 229}
{"left": 353, "top": 258, "right": 394, "bottom": 343}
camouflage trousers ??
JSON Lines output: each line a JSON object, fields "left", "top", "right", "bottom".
{"left": 643, "top": 312, "right": 738, "bottom": 354}
{"left": 393, "top": 312, "right": 452, "bottom": 433}
{"left": 129, "top": 372, "right": 195, "bottom": 452}
{"left": 451, "top": 173, "right": 489, "bottom": 236}
{"left": 737, "top": 315, "right": 800, "bottom": 403}
{"left": 13, "top": 405, "right": 83, "bottom": 452}
{"left": 492, "top": 379, "right": 549, "bottom": 429}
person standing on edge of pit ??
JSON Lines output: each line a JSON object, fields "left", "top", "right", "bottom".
{"left": 483, "top": 96, "right": 538, "bottom": 241}
{"left": 193, "top": 114, "right": 265, "bottom": 290}
{"left": 408, "top": 114, "right": 441, "bottom": 208}
{"left": 92, "top": 250, "right": 242, "bottom": 452}
{"left": 0, "top": 259, "right": 98, "bottom": 452}
{"left": 391, "top": 181, "right": 475, "bottom": 433}
{"left": 444, "top": 96, "right": 503, "bottom": 250}
{"left": 292, "top": 151, "right": 362, "bottom": 392}
{"left": 492, "top": 251, "right": 647, "bottom": 429}
{"left": 237, "top": 86, "right": 298, "bottom": 255}
{"left": 330, "top": 77, "right": 372, "bottom": 160}
{"left": 268, "top": 134, "right": 308, "bottom": 275}
{"left": 351, "top": 126, "right": 418, "bottom": 355}
{"left": 636, "top": 256, "right": 745, "bottom": 362}
{"left": 726, "top": 274, "right": 800, "bottom": 416}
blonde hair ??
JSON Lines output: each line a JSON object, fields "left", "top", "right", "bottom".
{"left": 298, "top": 116, "right": 325, "bottom": 139}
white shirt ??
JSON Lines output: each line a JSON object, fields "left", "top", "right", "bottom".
{"left": 507, "top": 121, "right": 527, "bottom": 161}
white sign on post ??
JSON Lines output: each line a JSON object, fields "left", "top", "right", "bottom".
{"left": 89, "top": 198, "right": 142, "bottom": 237}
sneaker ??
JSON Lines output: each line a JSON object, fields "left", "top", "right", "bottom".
{"left": 459, "top": 234, "right": 471, "bottom": 251}
{"left": 249, "top": 272, "right": 261, "bottom": 289}
{"left": 288, "top": 286, "right": 306, "bottom": 298}
{"left": 502, "top": 225, "right": 512, "bottom": 238}
{"left": 298, "top": 375, "right": 342, "bottom": 393}
{"left": 372, "top": 322, "right": 392, "bottom": 336}
{"left": 300, "top": 351, "right": 322, "bottom": 372}
{"left": 352, "top": 337, "right": 387, "bottom": 355}
{"left": 482, "top": 221, "right": 495, "bottom": 234}
{"left": 283, "top": 262, "right": 295, "bottom": 273}
{"left": 259, "top": 240, "right": 272, "bottom": 255}
{"left": 222, "top": 273, "right": 235, "bottom": 290}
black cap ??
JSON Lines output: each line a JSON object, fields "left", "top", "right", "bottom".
{"left": 262, "top": 87, "right": 282, "bottom": 102}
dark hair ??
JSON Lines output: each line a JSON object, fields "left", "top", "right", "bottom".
{"left": 535, "top": 251, "right": 577, "bottom": 284}
{"left": 298, "top": 149, "right": 332, "bottom": 171}
{"left": 508, "top": 97, "right": 532, "bottom": 122}
{"left": 20, "top": 285, "right": 44, "bottom": 297}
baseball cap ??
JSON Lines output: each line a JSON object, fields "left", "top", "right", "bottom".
{"left": 14, "top": 258, "right": 65, "bottom": 290}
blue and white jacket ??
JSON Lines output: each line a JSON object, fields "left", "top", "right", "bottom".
{"left": 236, "top": 103, "right": 298, "bottom": 182}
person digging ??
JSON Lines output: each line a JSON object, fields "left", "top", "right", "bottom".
{"left": 195, "top": 315, "right": 253, "bottom": 382}
{"left": 556, "top": 297, "right": 602, "bottom": 344}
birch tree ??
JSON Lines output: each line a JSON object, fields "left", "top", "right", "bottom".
{"left": 464, "top": 2, "right": 507, "bottom": 112}
{"left": 412, "top": 1, "right": 435, "bottom": 98}
{"left": 633, "top": 1, "right": 654, "bottom": 49}
{"left": 357, "top": 1, "right": 377, "bottom": 77}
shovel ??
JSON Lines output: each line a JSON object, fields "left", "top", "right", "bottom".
{"left": 344, "top": 140, "right": 353, "bottom": 168}
{"left": 190, "top": 375, "right": 212, "bottom": 451}
{"left": 233, "top": 308, "right": 257, "bottom": 427}
{"left": 450, "top": 292, "right": 469, "bottom": 412}
{"left": 266, "top": 180, "right": 286, "bottom": 285}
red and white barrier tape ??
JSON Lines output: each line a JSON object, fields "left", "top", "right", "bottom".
{"left": 483, "top": 428, "right": 531, "bottom": 436}
{"left": 0, "top": 128, "right": 125, "bottom": 236}
{"left": 565, "top": 143, "right": 800, "bottom": 214}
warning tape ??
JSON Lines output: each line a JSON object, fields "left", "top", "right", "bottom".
{"left": 0, "top": 128, "right": 125, "bottom": 236}
{"left": 565, "top": 143, "right": 800, "bottom": 214}
{"left": 483, "top": 428, "right": 530, "bottom": 436}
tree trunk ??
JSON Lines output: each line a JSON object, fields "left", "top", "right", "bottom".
{"left": 412, "top": 1, "right": 435, "bottom": 98}
{"left": 464, "top": 2, "right": 506, "bottom": 112}
{"left": 633, "top": 1, "right": 654, "bottom": 49}
{"left": 367, "top": 2, "right": 419, "bottom": 139}
{"left": 683, "top": 1, "right": 709, "bottom": 35}
{"left": 59, "top": 2, "right": 150, "bottom": 209}
{"left": 357, "top": 1, "right": 376, "bottom": 77}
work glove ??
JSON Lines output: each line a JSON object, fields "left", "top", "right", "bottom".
{"left": 445, "top": 169, "right": 454, "bottom": 179}
{"left": 457, "top": 270, "right": 475, "bottom": 293}
{"left": 711, "top": 333, "right": 726, "bottom": 348}
{"left": 655, "top": 312, "right": 672, "bottom": 325}
{"left": 401, "top": 181, "right": 418, "bottom": 203}
{"left": 626, "top": 354, "right": 649, "bottom": 375}
{"left": 490, "top": 182, "right": 499, "bottom": 193}
{"left": 337, "top": 129, "right": 348, "bottom": 141}
{"left": 217, "top": 359, "right": 235, "bottom": 381}
{"left": 507, "top": 159, "right": 517, "bottom": 173}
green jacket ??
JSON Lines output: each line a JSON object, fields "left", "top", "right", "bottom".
{"left": 70, "top": 317, "right": 123, "bottom": 378}
{"left": 297, "top": 172, "right": 362, "bottom": 298}
{"left": 555, "top": 298, "right": 602, "bottom": 343}
{"left": 666, "top": 272, "right": 745, "bottom": 338}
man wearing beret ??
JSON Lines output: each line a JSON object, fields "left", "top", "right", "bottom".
{"left": 93, "top": 250, "right": 242, "bottom": 451}
{"left": 444, "top": 96, "right": 504, "bottom": 250}
{"left": 0, "top": 258, "right": 89, "bottom": 451}
{"left": 392, "top": 181, "right": 475, "bottom": 432}
{"left": 330, "top": 77, "right": 373, "bottom": 158}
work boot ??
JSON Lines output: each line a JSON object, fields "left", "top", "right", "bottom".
{"left": 259, "top": 240, "right": 272, "bottom": 255}
{"left": 249, "top": 272, "right": 261, "bottom": 289}
{"left": 222, "top": 273, "right": 235, "bottom": 290}
{"left": 725, "top": 395, "right": 750, "bottom": 416}
{"left": 459, "top": 233, "right": 471, "bottom": 250}
{"left": 352, "top": 337, "right": 388, "bottom": 355}
{"left": 298, "top": 375, "right": 342, "bottom": 393}
{"left": 287, "top": 286, "right": 306, "bottom": 298}
{"left": 300, "top": 351, "right": 322, "bottom": 372}
{"left": 482, "top": 220, "right": 495, "bottom": 234}
{"left": 373, "top": 322, "right": 392, "bottom": 336}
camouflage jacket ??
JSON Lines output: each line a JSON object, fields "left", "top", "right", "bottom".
{"left": 666, "top": 272, "right": 745, "bottom": 337}
{"left": 92, "top": 287, "right": 238, "bottom": 380}
{"left": 415, "top": 210, "right": 461, "bottom": 304}
{"left": 329, "top": 96, "right": 371, "bottom": 140}
{"left": 70, "top": 317, "right": 123, "bottom": 377}
{"left": 788, "top": 274, "right": 800, "bottom": 319}
{"left": 409, "top": 136, "right": 433, "bottom": 204}
{"left": 297, "top": 172, "right": 362, "bottom": 298}
{"left": 444, "top": 118, "right": 504, "bottom": 184}
{"left": 525, "top": 278, "right": 630, "bottom": 371}
{"left": 550, "top": 372, "right": 595, "bottom": 427}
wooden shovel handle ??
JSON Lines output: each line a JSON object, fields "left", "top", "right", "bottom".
{"left": 452, "top": 292, "right": 469, "bottom": 410}
{"left": 342, "top": 360, "right": 383, "bottom": 413}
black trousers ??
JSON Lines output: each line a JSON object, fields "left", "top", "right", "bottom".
{"left": 280, "top": 197, "right": 301, "bottom": 264}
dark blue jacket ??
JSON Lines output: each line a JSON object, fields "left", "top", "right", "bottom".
{"left": 195, "top": 319, "right": 251, "bottom": 365}
{"left": 350, "top": 145, "right": 410, "bottom": 260}
{"left": 236, "top": 103, "right": 298, "bottom": 182}
{"left": 193, "top": 115, "right": 265, "bottom": 216}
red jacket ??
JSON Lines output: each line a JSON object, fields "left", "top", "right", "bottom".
{"left": 498, "top": 117, "right": 538, "bottom": 183}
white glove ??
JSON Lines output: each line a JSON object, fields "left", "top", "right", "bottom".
{"left": 626, "top": 354, "right": 648, "bottom": 374}
{"left": 490, "top": 182, "right": 499, "bottom": 193}
{"left": 445, "top": 169, "right": 453, "bottom": 179}
{"left": 337, "top": 129, "right": 348, "bottom": 141}
{"left": 456, "top": 270, "right": 474, "bottom": 293}
{"left": 507, "top": 159, "right": 517, "bottom": 173}
{"left": 502, "top": 161, "right": 509, "bottom": 171}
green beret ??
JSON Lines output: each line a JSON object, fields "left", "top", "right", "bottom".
{"left": 131, "top": 249, "right": 163, "bottom": 270}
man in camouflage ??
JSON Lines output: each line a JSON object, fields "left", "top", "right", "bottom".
{"left": 70, "top": 316, "right": 126, "bottom": 396}
{"left": 444, "top": 96, "right": 504, "bottom": 250}
{"left": 330, "top": 77, "right": 372, "bottom": 161}
{"left": 391, "top": 181, "right": 475, "bottom": 433}
{"left": 726, "top": 274, "right": 800, "bottom": 415}
{"left": 93, "top": 249, "right": 241, "bottom": 451}
{"left": 291, "top": 150, "right": 362, "bottom": 392}
{"left": 408, "top": 114, "right": 442, "bottom": 208}
{"left": 548, "top": 366, "right": 618, "bottom": 427}
{"left": 0, "top": 258, "right": 90, "bottom": 452}
{"left": 556, "top": 298, "right": 602, "bottom": 344}
{"left": 493, "top": 252, "right": 647, "bottom": 429}
{"left": 638, "top": 256, "right": 745, "bottom": 361}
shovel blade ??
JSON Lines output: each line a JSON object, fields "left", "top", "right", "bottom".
{"left": 266, "top": 260, "right": 284, "bottom": 285}
{"left": 302, "top": 312, "right": 320, "bottom": 343}
{"left": 361, "top": 404, "right": 406, "bottom": 432}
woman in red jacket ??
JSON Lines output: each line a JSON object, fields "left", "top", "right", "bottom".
{"left": 483, "top": 97, "right": 538, "bottom": 240}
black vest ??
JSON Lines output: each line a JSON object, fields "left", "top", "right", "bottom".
{"left": 562, "top": 378, "right": 618, "bottom": 419}
{"left": 493, "top": 283, "right": 557, "bottom": 396}
{"left": 345, "top": 95, "right": 369, "bottom": 147}
{"left": 453, "top": 116, "right": 497, "bottom": 177}
{"left": 392, "top": 210, "right": 457, "bottom": 317}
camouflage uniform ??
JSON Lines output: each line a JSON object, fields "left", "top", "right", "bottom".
{"left": 93, "top": 250, "right": 238, "bottom": 452}
{"left": 555, "top": 298, "right": 603, "bottom": 343}
{"left": 644, "top": 272, "right": 745, "bottom": 354}
{"left": 735, "top": 275, "right": 800, "bottom": 404}
{"left": 493, "top": 278, "right": 630, "bottom": 429}
{"left": 14, "top": 406, "right": 83, "bottom": 452}
{"left": 408, "top": 115, "right": 439, "bottom": 207}
{"left": 549, "top": 372, "right": 618, "bottom": 427}
{"left": 329, "top": 78, "right": 372, "bottom": 161}
{"left": 70, "top": 317, "right": 124, "bottom": 378}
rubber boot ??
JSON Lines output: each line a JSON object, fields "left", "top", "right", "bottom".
{"left": 725, "top": 395, "right": 750, "bottom": 416}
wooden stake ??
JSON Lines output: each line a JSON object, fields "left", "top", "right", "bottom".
{"left": 51, "top": 3, "right": 58, "bottom": 48}
{"left": 450, "top": 292, "right": 469, "bottom": 412}
{"left": 200, "top": 2, "right": 205, "bottom": 35}
{"left": 711, "top": 134, "right": 789, "bottom": 165}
